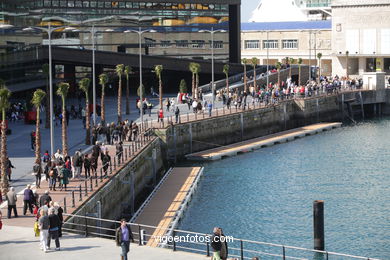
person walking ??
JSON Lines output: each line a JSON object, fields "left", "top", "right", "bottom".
{"left": 83, "top": 154, "right": 91, "bottom": 178}
{"left": 47, "top": 207, "right": 61, "bottom": 251}
{"left": 6, "top": 157, "right": 15, "bottom": 181}
{"left": 116, "top": 141, "right": 123, "bottom": 164}
{"left": 38, "top": 209, "right": 50, "bottom": 252}
{"left": 219, "top": 227, "right": 229, "bottom": 260}
{"left": 39, "top": 190, "right": 52, "bottom": 207}
{"left": 102, "top": 150, "right": 111, "bottom": 176}
{"left": 6, "top": 187, "right": 18, "bottom": 218}
{"left": 59, "top": 164, "right": 70, "bottom": 191}
{"left": 72, "top": 151, "right": 83, "bottom": 179}
{"left": 115, "top": 219, "right": 134, "bottom": 260}
{"left": 48, "top": 165, "right": 58, "bottom": 191}
{"left": 208, "top": 102, "right": 213, "bottom": 117}
{"left": 23, "top": 184, "right": 34, "bottom": 215}
{"left": 211, "top": 227, "right": 222, "bottom": 260}
{"left": 33, "top": 160, "right": 42, "bottom": 188}
{"left": 175, "top": 106, "right": 180, "bottom": 123}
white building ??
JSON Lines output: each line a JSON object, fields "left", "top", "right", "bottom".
{"left": 331, "top": 0, "right": 390, "bottom": 77}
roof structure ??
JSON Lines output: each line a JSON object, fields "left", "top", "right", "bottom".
{"left": 241, "top": 20, "right": 331, "bottom": 31}
{"left": 249, "top": 0, "right": 307, "bottom": 22}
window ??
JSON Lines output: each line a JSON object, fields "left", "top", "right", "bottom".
{"left": 363, "top": 29, "right": 376, "bottom": 54}
{"left": 282, "top": 39, "right": 298, "bottom": 49}
{"left": 212, "top": 41, "right": 223, "bottom": 49}
{"left": 176, "top": 40, "right": 188, "bottom": 48}
{"left": 44, "top": 0, "right": 51, "bottom": 7}
{"left": 245, "top": 40, "right": 259, "bottom": 49}
{"left": 145, "top": 38, "right": 156, "bottom": 48}
{"left": 160, "top": 41, "right": 171, "bottom": 48}
{"left": 346, "top": 29, "right": 359, "bottom": 54}
{"left": 192, "top": 40, "right": 205, "bottom": 49}
{"left": 263, "top": 40, "right": 278, "bottom": 49}
{"left": 381, "top": 29, "right": 390, "bottom": 54}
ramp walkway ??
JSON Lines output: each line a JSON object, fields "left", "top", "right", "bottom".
{"left": 186, "top": 122, "right": 342, "bottom": 161}
{"left": 131, "top": 167, "right": 203, "bottom": 247}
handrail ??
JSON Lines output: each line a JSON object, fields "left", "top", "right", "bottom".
{"left": 62, "top": 213, "right": 381, "bottom": 260}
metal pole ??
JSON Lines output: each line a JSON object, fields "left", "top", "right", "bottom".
{"left": 309, "top": 31, "right": 312, "bottom": 81}
{"left": 48, "top": 22, "right": 54, "bottom": 156}
{"left": 314, "top": 31, "right": 317, "bottom": 83}
{"left": 266, "top": 30, "right": 269, "bottom": 88}
{"left": 139, "top": 27, "right": 144, "bottom": 124}
{"left": 71, "top": 191, "right": 75, "bottom": 207}
{"left": 211, "top": 28, "right": 215, "bottom": 111}
{"left": 92, "top": 25, "right": 96, "bottom": 126}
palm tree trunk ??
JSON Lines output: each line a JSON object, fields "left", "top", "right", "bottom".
{"left": 35, "top": 108, "right": 41, "bottom": 163}
{"left": 118, "top": 78, "right": 122, "bottom": 122}
{"left": 85, "top": 97, "right": 91, "bottom": 145}
{"left": 289, "top": 67, "right": 292, "bottom": 79}
{"left": 278, "top": 71, "right": 280, "bottom": 87}
{"left": 1, "top": 110, "right": 9, "bottom": 194}
{"left": 225, "top": 75, "right": 229, "bottom": 94}
{"left": 45, "top": 78, "right": 50, "bottom": 129}
{"left": 62, "top": 101, "right": 68, "bottom": 157}
{"left": 159, "top": 77, "right": 163, "bottom": 109}
{"left": 244, "top": 66, "right": 247, "bottom": 93}
{"left": 101, "top": 85, "right": 105, "bottom": 125}
{"left": 195, "top": 73, "right": 199, "bottom": 99}
{"left": 298, "top": 65, "right": 301, "bottom": 86}
{"left": 125, "top": 76, "right": 130, "bottom": 115}
{"left": 253, "top": 67, "right": 257, "bottom": 92}
{"left": 192, "top": 73, "right": 195, "bottom": 98}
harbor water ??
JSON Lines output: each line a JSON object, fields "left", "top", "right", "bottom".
{"left": 178, "top": 118, "right": 390, "bottom": 259}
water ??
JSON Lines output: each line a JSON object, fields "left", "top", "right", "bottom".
{"left": 178, "top": 119, "right": 390, "bottom": 259}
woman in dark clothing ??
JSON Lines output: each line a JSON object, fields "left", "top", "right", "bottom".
{"left": 48, "top": 208, "right": 61, "bottom": 250}
{"left": 55, "top": 202, "right": 64, "bottom": 237}
{"left": 84, "top": 154, "right": 91, "bottom": 178}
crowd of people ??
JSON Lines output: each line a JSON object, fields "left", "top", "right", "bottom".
{"left": 92, "top": 120, "right": 139, "bottom": 145}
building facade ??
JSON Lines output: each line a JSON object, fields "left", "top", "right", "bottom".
{"left": 241, "top": 21, "right": 332, "bottom": 76}
{"left": 0, "top": 0, "right": 241, "bottom": 63}
{"left": 331, "top": 0, "right": 390, "bottom": 77}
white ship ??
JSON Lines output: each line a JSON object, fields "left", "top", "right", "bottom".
{"left": 249, "top": 0, "right": 332, "bottom": 22}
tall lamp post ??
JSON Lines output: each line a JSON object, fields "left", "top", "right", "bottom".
{"left": 24, "top": 22, "right": 67, "bottom": 156}
{"left": 263, "top": 30, "right": 270, "bottom": 87}
{"left": 124, "top": 27, "right": 156, "bottom": 124}
{"left": 199, "top": 27, "right": 226, "bottom": 110}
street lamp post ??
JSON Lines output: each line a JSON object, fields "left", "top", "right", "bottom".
{"left": 199, "top": 27, "right": 226, "bottom": 111}
{"left": 25, "top": 23, "right": 67, "bottom": 156}
{"left": 92, "top": 25, "right": 96, "bottom": 126}
{"left": 124, "top": 27, "right": 156, "bottom": 124}
{"left": 266, "top": 30, "right": 270, "bottom": 88}
{"left": 309, "top": 31, "right": 312, "bottom": 81}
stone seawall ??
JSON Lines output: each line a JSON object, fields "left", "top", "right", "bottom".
{"left": 160, "top": 95, "right": 343, "bottom": 161}
{"left": 65, "top": 137, "right": 167, "bottom": 234}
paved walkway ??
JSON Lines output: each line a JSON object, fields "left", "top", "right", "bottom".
{"left": 0, "top": 225, "right": 204, "bottom": 260}
{"left": 1, "top": 137, "right": 154, "bottom": 227}
{"left": 186, "top": 122, "right": 342, "bottom": 160}
{"left": 132, "top": 167, "right": 203, "bottom": 247}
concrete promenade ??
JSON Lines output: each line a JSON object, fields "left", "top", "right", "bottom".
{"left": 0, "top": 138, "right": 153, "bottom": 227}
{"left": 186, "top": 122, "right": 342, "bottom": 160}
{"left": 0, "top": 225, "right": 203, "bottom": 260}
{"left": 132, "top": 167, "right": 203, "bottom": 247}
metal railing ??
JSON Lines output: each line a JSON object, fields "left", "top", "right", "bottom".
{"left": 61, "top": 213, "right": 381, "bottom": 260}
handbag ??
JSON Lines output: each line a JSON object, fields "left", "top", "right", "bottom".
{"left": 34, "top": 221, "right": 40, "bottom": 237}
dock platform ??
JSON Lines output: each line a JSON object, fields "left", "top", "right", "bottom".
{"left": 131, "top": 167, "right": 203, "bottom": 247}
{"left": 186, "top": 122, "right": 342, "bottom": 161}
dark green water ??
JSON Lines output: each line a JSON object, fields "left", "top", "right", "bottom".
{"left": 178, "top": 119, "right": 390, "bottom": 259}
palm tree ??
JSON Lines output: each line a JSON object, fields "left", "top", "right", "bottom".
{"left": 194, "top": 63, "right": 201, "bottom": 99}
{"left": 124, "top": 65, "right": 132, "bottom": 115}
{"left": 56, "top": 82, "right": 70, "bottom": 157}
{"left": 0, "top": 85, "right": 11, "bottom": 194}
{"left": 251, "top": 57, "right": 259, "bottom": 91}
{"left": 276, "top": 61, "right": 282, "bottom": 87}
{"left": 99, "top": 73, "right": 108, "bottom": 125}
{"left": 116, "top": 64, "right": 124, "bottom": 122}
{"left": 242, "top": 58, "right": 248, "bottom": 93}
{"left": 289, "top": 58, "right": 295, "bottom": 79}
{"left": 189, "top": 63, "right": 201, "bottom": 99}
{"left": 223, "top": 64, "right": 229, "bottom": 94}
{"left": 297, "top": 58, "right": 303, "bottom": 86}
{"left": 31, "top": 89, "right": 46, "bottom": 163}
{"left": 42, "top": 64, "right": 50, "bottom": 129}
{"left": 79, "top": 78, "right": 91, "bottom": 145}
{"left": 346, "top": 51, "right": 349, "bottom": 79}
{"left": 189, "top": 62, "right": 197, "bottom": 98}
{"left": 179, "top": 79, "right": 187, "bottom": 93}
{"left": 154, "top": 65, "right": 163, "bottom": 109}
{"left": 317, "top": 53, "right": 323, "bottom": 83}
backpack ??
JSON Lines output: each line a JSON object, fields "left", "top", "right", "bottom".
{"left": 33, "top": 164, "right": 40, "bottom": 175}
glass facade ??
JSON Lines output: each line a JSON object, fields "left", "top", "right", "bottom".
{"left": 1, "top": 0, "right": 239, "bottom": 61}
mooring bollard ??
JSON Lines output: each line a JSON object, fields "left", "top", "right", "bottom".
{"left": 79, "top": 185, "right": 82, "bottom": 201}
{"left": 95, "top": 175, "right": 98, "bottom": 187}
{"left": 63, "top": 197, "right": 67, "bottom": 213}
{"left": 187, "top": 112, "right": 189, "bottom": 122}
{"left": 100, "top": 168, "right": 103, "bottom": 182}
{"left": 90, "top": 177, "right": 93, "bottom": 191}
{"left": 313, "top": 200, "right": 325, "bottom": 250}
{"left": 72, "top": 191, "right": 75, "bottom": 207}
{"left": 113, "top": 157, "right": 117, "bottom": 170}
{"left": 84, "top": 180, "right": 88, "bottom": 196}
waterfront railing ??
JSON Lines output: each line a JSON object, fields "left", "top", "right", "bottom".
{"left": 62, "top": 213, "right": 381, "bottom": 260}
